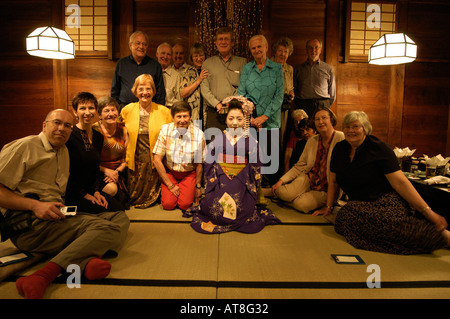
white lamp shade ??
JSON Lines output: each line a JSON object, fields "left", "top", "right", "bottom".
{"left": 26, "top": 26, "right": 75, "bottom": 59}
{"left": 368, "top": 33, "right": 417, "bottom": 65}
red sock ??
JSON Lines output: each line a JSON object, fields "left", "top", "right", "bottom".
{"left": 84, "top": 257, "right": 111, "bottom": 280}
{"left": 16, "top": 262, "right": 62, "bottom": 299}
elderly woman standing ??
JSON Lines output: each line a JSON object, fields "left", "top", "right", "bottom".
{"left": 272, "top": 37, "right": 295, "bottom": 104}
{"left": 120, "top": 74, "right": 172, "bottom": 208}
{"left": 237, "top": 34, "right": 284, "bottom": 187}
{"left": 272, "top": 37, "right": 296, "bottom": 166}
{"left": 271, "top": 106, "right": 344, "bottom": 213}
{"left": 180, "top": 43, "right": 208, "bottom": 128}
{"left": 314, "top": 111, "right": 449, "bottom": 254}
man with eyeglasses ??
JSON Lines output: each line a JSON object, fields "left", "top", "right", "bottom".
{"left": 0, "top": 109, "right": 130, "bottom": 298}
{"left": 293, "top": 39, "right": 336, "bottom": 117}
{"left": 200, "top": 27, "right": 247, "bottom": 132}
{"left": 111, "top": 31, "right": 166, "bottom": 109}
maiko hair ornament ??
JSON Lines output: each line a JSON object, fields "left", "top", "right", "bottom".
{"left": 221, "top": 95, "right": 255, "bottom": 136}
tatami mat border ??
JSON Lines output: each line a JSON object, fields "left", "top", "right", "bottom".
{"left": 130, "top": 219, "right": 191, "bottom": 224}
{"left": 6, "top": 275, "right": 450, "bottom": 290}
{"left": 128, "top": 219, "right": 334, "bottom": 226}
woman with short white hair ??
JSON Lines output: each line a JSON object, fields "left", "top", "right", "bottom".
{"left": 314, "top": 111, "right": 449, "bottom": 254}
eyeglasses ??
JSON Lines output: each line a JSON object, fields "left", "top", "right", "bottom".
{"left": 343, "top": 124, "right": 363, "bottom": 131}
{"left": 133, "top": 41, "right": 148, "bottom": 47}
{"left": 192, "top": 54, "right": 205, "bottom": 60}
{"left": 46, "top": 119, "right": 73, "bottom": 130}
{"left": 314, "top": 115, "right": 330, "bottom": 122}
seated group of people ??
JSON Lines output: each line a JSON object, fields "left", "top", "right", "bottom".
{"left": 0, "top": 73, "right": 449, "bottom": 299}
{"left": 269, "top": 107, "right": 449, "bottom": 255}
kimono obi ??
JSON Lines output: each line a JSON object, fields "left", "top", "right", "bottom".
{"left": 217, "top": 153, "right": 248, "bottom": 164}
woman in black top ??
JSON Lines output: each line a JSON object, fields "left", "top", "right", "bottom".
{"left": 314, "top": 111, "right": 449, "bottom": 254}
{"left": 65, "top": 92, "right": 125, "bottom": 213}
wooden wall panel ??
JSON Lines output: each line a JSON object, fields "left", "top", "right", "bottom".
{"left": 0, "top": 0, "right": 54, "bottom": 148}
{"left": 401, "top": 62, "right": 450, "bottom": 156}
{"left": 0, "top": 57, "right": 54, "bottom": 145}
{"left": 134, "top": 0, "right": 190, "bottom": 58}
{"left": 403, "top": 2, "right": 450, "bottom": 62}
{"left": 398, "top": 0, "right": 450, "bottom": 156}
{"left": 67, "top": 58, "right": 117, "bottom": 108}
{"left": 335, "top": 62, "right": 392, "bottom": 142}
{"left": 268, "top": 0, "right": 326, "bottom": 67}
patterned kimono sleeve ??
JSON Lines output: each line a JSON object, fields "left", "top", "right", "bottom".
{"left": 203, "top": 138, "right": 219, "bottom": 195}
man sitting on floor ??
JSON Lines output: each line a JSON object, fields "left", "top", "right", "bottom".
{"left": 0, "top": 109, "right": 130, "bottom": 299}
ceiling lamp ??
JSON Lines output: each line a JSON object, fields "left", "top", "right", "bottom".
{"left": 368, "top": 33, "right": 417, "bottom": 65}
{"left": 26, "top": 26, "right": 75, "bottom": 60}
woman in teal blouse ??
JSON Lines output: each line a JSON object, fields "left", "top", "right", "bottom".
{"left": 237, "top": 35, "right": 284, "bottom": 130}
{"left": 237, "top": 34, "right": 285, "bottom": 186}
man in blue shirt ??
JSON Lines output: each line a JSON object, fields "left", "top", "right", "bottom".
{"left": 111, "top": 31, "right": 166, "bottom": 108}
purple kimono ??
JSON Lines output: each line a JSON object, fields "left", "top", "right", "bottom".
{"left": 185, "top": 132, "right": 280, "bottom": 234}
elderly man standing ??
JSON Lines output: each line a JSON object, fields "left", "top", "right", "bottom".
{"left": 156, "top": 42, "right": 182, "bottom": 108}
{"left": 172, "top": 43, "right": 190, "bottom": 74}
{"left": 200, "top": 27, "right": 247, "bottom": 132}
{"left": 293, "top": 39, "right": 336, "bottom": 117}
{"left": 0, "top": 109, "right": 129, "bottom": 299}
{"left": 111, "top": 31, "right": 166, "bottom": 108}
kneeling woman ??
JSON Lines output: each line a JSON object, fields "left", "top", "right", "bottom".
{"left": 65, "top": 92, "right": 125, "bottom": 213}
{"left": 153, "top": 101, "right": 205, "bottom": 210}
{"left": 314, "top": 111, "right": 449, "bottom": 254}
{"left": 93, "top": 96, "right": 129, "bottom": 208}
{"left": 186, "top": 97, "right": 281, "bottom": 234}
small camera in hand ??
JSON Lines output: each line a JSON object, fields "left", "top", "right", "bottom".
{"left": 60, "top": 206, "right": 77, "bottom": 216}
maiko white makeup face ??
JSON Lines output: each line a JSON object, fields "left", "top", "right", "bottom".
{"left": 226, "top": 109, "right": 244, "bottom": 129}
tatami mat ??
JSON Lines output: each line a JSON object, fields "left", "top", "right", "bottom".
{"left": 107, "top": 223, "right": 219, "bottom": 281}
{"left": 1, "top": 199, "right": 449, "bottom": 300}
{"left": 126, "top": 199, "right": 333, "bottom": 224}
{"left": 0, "top": 281, "right": 217, "bottom": 299}
{"left": 218, "top": 225, "right": 450, "bottom": 283}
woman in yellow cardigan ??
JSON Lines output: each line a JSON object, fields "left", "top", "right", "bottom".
{"left": 120, "top": 74, "right": 172, "bottom": 208}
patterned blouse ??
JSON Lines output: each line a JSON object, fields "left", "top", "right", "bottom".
{"left": 93, "top": 122, "right": 127, "bottom": 170}
{"left": 308, "top": 131, "right": 335, "bottom": 191}
{"left": 180, "top": 65, "right": 202, "bottom": 122}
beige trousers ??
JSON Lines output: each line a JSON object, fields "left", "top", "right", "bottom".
{"left": 275, "top": 172, "right": 327, "bottom": 213}
{"left": 12, "top": 211, "right": 130, "bottom": 270}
